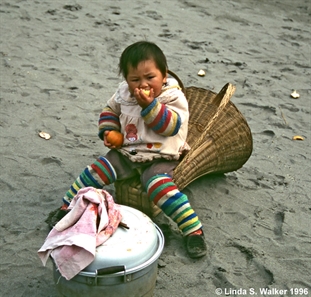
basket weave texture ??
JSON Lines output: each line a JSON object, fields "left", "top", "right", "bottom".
{"left": 115, "top": 72, "right": 253, "bottom": 217}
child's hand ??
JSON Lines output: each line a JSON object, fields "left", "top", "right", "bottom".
{"left": 134, "top": 88, "right": 154, "bottom": 108}
{"left": 103, "top": 131, "right": 113, "bottom": 148}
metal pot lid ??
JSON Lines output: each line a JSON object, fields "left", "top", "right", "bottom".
{"left": 83, "top": 205, "right": 158, "bottom": 272}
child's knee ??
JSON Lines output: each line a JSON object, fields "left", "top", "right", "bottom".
{"left": 141, "top": 161, "right": 178, "bottom": 188}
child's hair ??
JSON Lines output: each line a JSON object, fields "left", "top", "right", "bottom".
{"left": 119, "top": 41, "right": 168, "bottom": 79}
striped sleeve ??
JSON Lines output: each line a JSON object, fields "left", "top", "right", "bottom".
{"left": 98, "top": 106, "right": 121, "bottom": 140}
{"left": 141, "top": 99, "right": 181, "bottom": 136}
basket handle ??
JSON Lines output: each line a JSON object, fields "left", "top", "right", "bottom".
{"left": 168, "top": 70, "right": 186, "bottom": 94}
{"left": 204, "top": 83, "right": 236, "bottom": 132}
{"left": 188, "top": 83, "right": 236, "bottom": 153}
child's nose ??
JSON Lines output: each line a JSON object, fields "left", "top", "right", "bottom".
{"left": 139, "top": 80, "right": 148, "bottom": 88}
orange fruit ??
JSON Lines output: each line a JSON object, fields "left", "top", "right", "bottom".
{"left": 106, "top": 130, "right": 124, "bottom": 147}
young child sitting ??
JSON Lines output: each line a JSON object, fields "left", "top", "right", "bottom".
{"left": 62, "top": 41, "right": 207, "bottom": 258}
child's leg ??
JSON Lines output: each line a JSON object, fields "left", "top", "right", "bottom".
{"left": 145, "top": 173, "right": 202, "bottom": 236}
{"left": 63, "top": 156, "right": 117, "bottom": 205}
{"left": 63, "top": 150, "right": 139, "bottom": 205}
{"left": 142, "top": 162, "right": 207, "bottom": 258}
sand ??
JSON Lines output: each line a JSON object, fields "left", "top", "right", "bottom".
{"left": 1, "top": 0, "right": 310, "bottom": 296}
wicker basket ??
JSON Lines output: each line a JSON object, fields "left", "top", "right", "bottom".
{"left": 115, "top": 71, "right": 253, "bottom": 217}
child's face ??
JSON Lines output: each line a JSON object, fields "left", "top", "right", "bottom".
{"left": 126, "top": 59, "right": 167, "bottom": 98}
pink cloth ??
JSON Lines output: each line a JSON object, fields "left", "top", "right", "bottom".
{"left": 38, "top": 187, "right": 122, "bottom": 280}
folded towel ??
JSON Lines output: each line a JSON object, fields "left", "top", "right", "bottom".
{"left": 38, "top": 187, "right": 122, "bottom": 280}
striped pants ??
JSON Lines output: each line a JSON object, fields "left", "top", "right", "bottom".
{"left": 63, "top": 156, "right": 116, "bottom": 204}
{"left": 146, "top": 174, "right": 202, "bottom": 236}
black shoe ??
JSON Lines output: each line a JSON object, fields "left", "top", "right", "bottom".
{"left": 185, "top": 230, "right": 207, "bottom": 258}
{"left": 45, "top": 207, "right": 69, "bottom": 230}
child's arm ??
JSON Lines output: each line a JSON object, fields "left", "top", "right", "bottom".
{"left": 141, "top": 94, "right": 186, "bottom": 137}
{"left": 98, "top": 105, "right": 121, "bottom": 140}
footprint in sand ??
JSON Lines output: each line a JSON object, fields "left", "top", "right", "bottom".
{"left": 252, "top": 207, "right": 286, "bottom": 239}
{"left": 40, "top": 156, "right": 62, "bottom": 166}
{"left": 213, "top": 241, "right": 274, "bottom": 290}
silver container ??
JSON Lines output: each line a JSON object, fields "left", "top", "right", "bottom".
{"left": 53, "top": 205, "right": 164, "bottom": 297}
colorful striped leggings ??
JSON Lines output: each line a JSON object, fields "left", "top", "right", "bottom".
{"left": 63, "top": 153, "right": 202, "bottom": 236}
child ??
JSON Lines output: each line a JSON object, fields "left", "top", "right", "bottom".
{"left": 62, "top": 41, "right": 207, "bottom": 258}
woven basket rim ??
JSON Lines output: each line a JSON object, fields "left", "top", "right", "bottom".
{"left": 168, "top": 69, "right": 186, "bottom": 93}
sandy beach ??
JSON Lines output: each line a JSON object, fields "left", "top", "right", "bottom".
{"left": 1, "top": 0, "right": 310, "bottom": 296}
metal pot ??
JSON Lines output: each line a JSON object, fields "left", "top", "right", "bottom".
{"left": 53, "top": 205, "right": 164, "bottom": 297}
